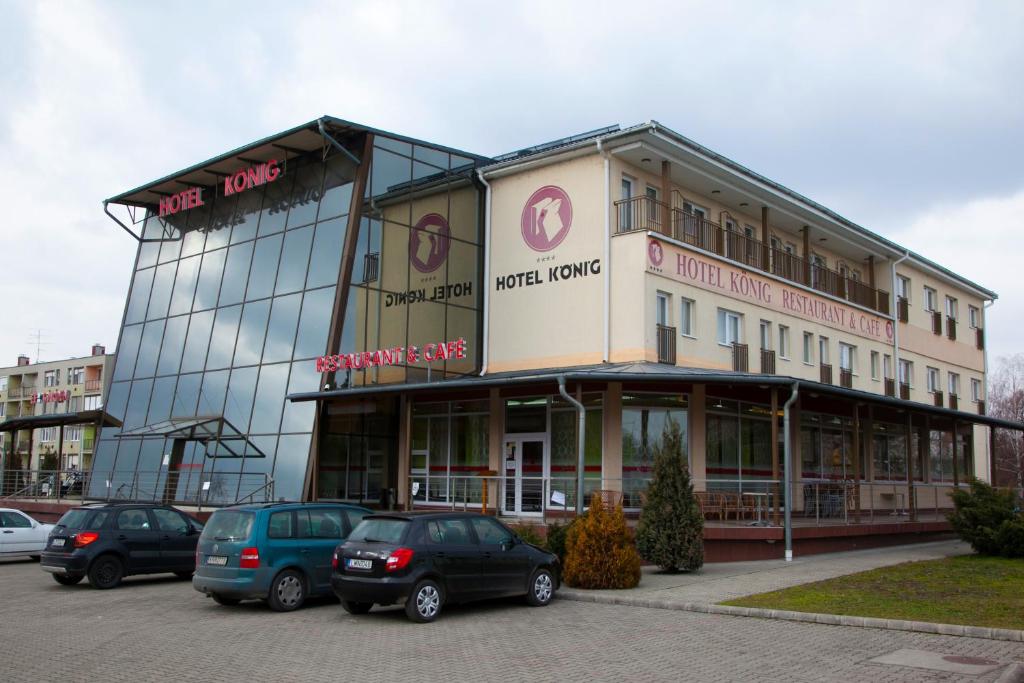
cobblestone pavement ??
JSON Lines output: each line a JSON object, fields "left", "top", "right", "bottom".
{"left": 2, "top": 558, "right": 1021, "bottom": 682}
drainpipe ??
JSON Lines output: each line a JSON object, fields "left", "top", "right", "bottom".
{"left": 558, "top": 375, "right": 587, "bottom": 515}
{"left": 983, "top": 298, "right": 995, "bottom": 481}
{"left": 597, "top": 137, "right": 611, "bottom": 362}
{"left": 783, "top": 382, "right": 799, "bottom": 561}
{"left": 891, "top": 251, "right": 910, "bottom": 386}
{"left": 477, "top": 169, "right": 493, "bottom": 376}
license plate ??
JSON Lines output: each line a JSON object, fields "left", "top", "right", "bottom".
{"left": 50, "top": 538, "right": 65, "bottom": 547}
{"left": 346, "top": 558, "right": 372, "bottom": 570}
{"left": 206, "top": 556, "right": 228, "bottom": 566}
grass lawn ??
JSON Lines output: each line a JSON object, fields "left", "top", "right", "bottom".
{"left": 722, "top": 555, "right": 1024, "bottom": 630}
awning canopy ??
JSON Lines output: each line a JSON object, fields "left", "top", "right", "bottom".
{"left": 0, "top": 409, "right": 122, "bottom": 433}
{"left": 287, "top": 362, "right": 1024, "bottom": 432}
{"left": 114, "top": 416, "right": 265, "bottom": 458}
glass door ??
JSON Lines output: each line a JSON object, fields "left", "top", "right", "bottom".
{"left": 501, "top": 436, "right": 547, "bottom": 515}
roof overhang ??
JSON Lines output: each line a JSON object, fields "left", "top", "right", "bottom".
{"left": 0, "top": 409, "right": 122, "bottom": 433}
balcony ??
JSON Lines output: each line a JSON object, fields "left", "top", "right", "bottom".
{"left": 947, "top": 317, "right": 957, "bottom": 341}
{"left": 949, "top": 394, "right": 959, "bottom": 411}
{"left": 820, "top": 363, "right": 833, "bottom": 385}
{"left": 84, "top": 379, "right": 103, "bottom": 394}
{"left": 760, "top": 348, "right": 775, "bottom": 374}
{"left": 897, "top": 296, "right": 909, "bottom": 323}
{"left": 899, "top": 382, "right": 911, "bottom": 400}
{"left": 931, "top": 311, "right": 942, "bottom": 335}
{"left": 656, "top": 325, "right": 676, "bottom": 365}
{"left": 616, "top": 196, "right": 890, "bottom": 315}
{"left": 976, "top": 327, "right": 985, "bottom": 350}
{"left": 978, "top": 400, "right": 986, "bottom": 415}
{"left": 884, "top": 378, "right": 896, "bottom": 397}
{"left": 82, "top": 437, "right": 95, "bottom": 452}
{"left": 933, "top": 391, "right": 944, "bottom": 408}
{"left": 7, "top": 385, "right": 36, "bottom": 399}
{"left": 839, "top": 368, "right": 853, "bottom": 389}
{"left": 732, "top": 343, "right": 749, "bottom": 372}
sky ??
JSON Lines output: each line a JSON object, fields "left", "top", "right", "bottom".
{"left": 1, "top": 0, "right": 1022, "bottom": 367}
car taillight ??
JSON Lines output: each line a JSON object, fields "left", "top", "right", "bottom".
{"left": 385, "top": 548, "right": 414, "bottom": 573}
{"left": 239, "top": 547, "right": 260, "bottom": 569}
{"left": 331, "top": 550, "right": 339, "bottom": 570}
{"left": 73, "top": 532, "right": 99, "bottom": 548}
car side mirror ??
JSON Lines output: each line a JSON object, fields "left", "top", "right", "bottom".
{"left": 187, "top": 524, "right": 198, "bottom": 536}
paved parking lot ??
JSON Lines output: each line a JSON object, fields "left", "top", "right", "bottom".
{"left": 2, "top": 558, "right": 1022, "bottom": 682}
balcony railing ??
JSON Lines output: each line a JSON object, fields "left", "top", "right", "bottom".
{"left": 656, "top": 325, "right": 676, "bottom": 365}
{"left": 732, "top": 343, "right": 749, "bottom": 372}
{"left": 820, "top": 363, "right": 833, "bottom": 385}
{"left": 7, "top": 385, "right": 37, "bottom": 399}
{"left": 900, "top": 382, "right": 911, "bottom": 400}
{"left": 933, "top": 391, "right": 944, "bottom": 408}
{"left": 82, "top": 437, "right": 95, "bottom": 452}
{"left": 616, "top": 196, "right": 890, "bottom": 315}
{"left": 84, "top": 379, "right": 103, "bottom": 394}
{"left": 949, "top": 394, "right": 958, "bottom": 411}
{"left": 897, "top": 296, "right": 909, "bottom": 323}
{"left": 840, "top": 368, "right": 853, "bottom": 389}
{"left": 884, "top": 378, "right": 896, "bottom": 397}
{"left": 947, "top": 317, "right": 957, "bottom": 341}
{"left": 978, "top": 400, "right": 986, "bottom": 415}
{"left": 931, "top": 310, "right": 942, "bottom": 335}
{"left": 760, "top": 348, "right": 776, "bottom": 374}
{"left": 976, "top": 327, "right": 985, "bottom": 350}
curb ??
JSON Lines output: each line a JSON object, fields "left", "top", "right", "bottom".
{"left": 559, "top": 589, "right": 1024, "bottom": 643}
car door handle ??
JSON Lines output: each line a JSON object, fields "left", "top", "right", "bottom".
{"left": 117, "top": 534, "right": 128, "bottom": 540}
{"left": 300, "top": 548, "right": 310, "bottom": 554}
{"left": 482, "top": 551, "right": 492, "bottom": 559}
{"left": 162, "top": 535, "right": 171, "bottom": 541}
{"left": 2, "top": 530, "right": 13, "bottom": 534}
{"left": 434, "top": 551, "right": 447, "bottom": 558}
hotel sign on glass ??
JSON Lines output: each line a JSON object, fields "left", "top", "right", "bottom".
{"left": 158, "top": 159, "right": 282, "bottom": 218}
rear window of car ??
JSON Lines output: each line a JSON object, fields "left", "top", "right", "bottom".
{"left": 348, "top": 518, "right": 409, "bottom": 544}
{"left": 56, "top": 509, "right": 94, "bottom": 529}
{"left": 201, "top": 511, "right": 254, "bottom": 542}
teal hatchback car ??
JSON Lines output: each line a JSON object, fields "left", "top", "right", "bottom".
{"left": 193, "top": 502, "right": 371, "bottom": 611}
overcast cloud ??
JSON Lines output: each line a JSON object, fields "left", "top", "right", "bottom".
{"left": 1, "top": 0, "right": 1022, "bottom": 366}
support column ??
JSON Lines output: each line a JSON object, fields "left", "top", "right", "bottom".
{"left": 603, "top": 383, "right": 623, "bottom": 492}
{"left": 771, "top": 388, "right": 780, "bottom": 525}
{"left": 487, "top": 388, "right": 503, "bottom": 513}
{"left": 802, "top": 226, "right": 811, "bottom": 285}
{"left": 761, "top": 206, "right": 770, "bottom": 272}
{"left": 864, "top": 405, "right": 874, "bottom": 514}
{"left": 906, "top": 412, "right": 916, "bottom": 521}
{"left": 952, "top": 421, "right": 960, "bottom": 487}
{"left": 396, "top": 395, "right": 411, "bottom": 510}
{"left": 852, "top": 403, "right": 861, "bottom": 523}
{"left": 57, "top": 424, "right": 64, "bottom": 502}
{"left": 661, "top": 161, "right": 671, "bottom": 235}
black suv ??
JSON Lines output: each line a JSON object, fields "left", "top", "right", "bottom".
{"left": 40, "top": 503, "right": 204, "bottom": 589}
{"left": 330, "top": 512, "right": 559, "bottom": 623}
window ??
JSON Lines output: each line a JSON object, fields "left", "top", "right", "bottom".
{"left": 924, "top": 286, "right": 937, "bottom": 312}
{"left": 883, "top": 354, "right": 893, "bottom": 379}
{"left": 811, "top": 254, "right": 826, "bottom": 289}
{"left": 682, "top": 201, "right": 707, "bottom": 219}
{"left": 972, "top": 378, "right": 982, "bottom": 402}
{"left": 716, "top": 309, "right": 742, "bottom": 345}
{"left": 267, "top": 511, "right": 294, "bottom": 538}
{"left": 926, "top": 367, "right": 940, "bottom": 393}
{"left": 301, "top": 509, "right": 345, "bottom": 539}
{"left": 839, "top": 343, "right": 855, "bottom": 372}
{"left": 427, "top": 519, "right": 473, "bottom": 545}
{"left": 656, "top": 292, "right": 670, "bottom": 326}
{"left": 469, "top": 517, "right": 513, "bottom": 545}
{"left": 945, "top": 296, "right": 958, "bottom": 320}
{"left": 899, "top": 359, "right": 913, "bottom": 386}
{"left": 0, "top": 511, "right": 32, "bottom": 528}
{"left": 948, "top": 372, "right": 960, "bottom": 398}
{"left": 803, "top": 332, "right": 814, "bottom": 364}
{"left": 65, "top": 425, "right": 82, "bottom": 442}
{"left": 680, "top": 298, "right": 694, "bottom": 337}
{"left": 69, "top": 367, "right": 84, "bottom": 385}
{"left": 0, "top": 376, "right": 7, "bottom": 391}
{"left": 969, "top": 305, "right": 980, "bottom": 329}
{"left": 620, "top": 177, "right": 634, "bottom": 230}
{"left": 0, "top": 403, "right": 4, "bottom": 418}
{"left": 152, "top": 508, "right": 190, "bottom": 534}
{"left": 778, "top": 326, "right": 790, "bottom": 359}
{"left": 896, "top": 275, "right": 910, "bottom": 301}
{"left": 84, "top": 395, "right": 102, "bottom": 411}
{"left": 818, "top": 336, "right": 830, "bottom": 365}
{"left": 870, "top": 351, "right": 880, "bottom": 380}
{"left": 759, "top": 321, "right": 771, "bottom": 351}
{"left": 44, "top": 370, "right": 58, "bottom": 387}
{"left": 116, "top": 509, "right": 152, "bottom": 531}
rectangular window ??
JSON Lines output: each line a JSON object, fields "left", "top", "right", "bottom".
{"left": 899, "top": 359, "right": 913, "bottom": 386}
{"left": 896, "top": 275, "right": 910, "bottom": 301}
{"left": 716, "top": 309, "right": 742, "bottom": 346}
{"left": 926, "top": 367, "right": 940, "bottom": 393}
{"left": 870, "top": 351, "right": 880, "bottom": 380}
{"left": 0, "top": 376, "right": 7, "bottom": 391}
{"left": 945, "top": 296, "right": 958, "bottom": 320}
{"left": 969, "top": 305, "right": 980, "bottom": 329}
{"left": 84, "top": 395, "right": 102, "bottom": 411}
{"left": 883, "top": 354, "right": 893, "bottom": 379}
{"left": 948, "top": 372, "right": 960, "bottom": 397}
{"left": 778, "top": 325, "right": 790, "bottom": 359}
{"left": 972, "top": 378, "right": 982, "bottom": 402}
{"left": 656, "top": 292, "right": 670, "bottom": 326}
{"left": 680, "top": 298, "right": 694, "bottom": 337}
{"left": 44, "top": 370, "right": 57, "bottom": 387}
{"left": 819, "top": 336, "right": 830, "bottom": 365}
{"left": 620, "top": 177, "right": 634, "bottom": 230}
{"left": 759, "top": 321, "right": 771, "bottom": 351}
{"left": 70, "top": 367, "right": 84, "bottom": 385}
{"left": 682, "top": 201, "right": 707, "bottom": 219}
{"left": 924, "top": 286, "right": 937, "bottom": 312}
{"left": 803, "top": 332, "right": 814, "bottom": 364}
{"left": 839, "top": 343, "right": 855, "bottom": 372}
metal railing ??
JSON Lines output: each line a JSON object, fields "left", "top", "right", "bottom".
{"left": 760, "top": 348, "right": 775, "bottom": 374}
{"left": 732, "top": 342, "right": 749, "bottom": 372}
{"left": 900, "top": 382, "right": 911, "bottom": 400}
{"left": 656, "top": 324, "right": 676, "bottom": 364}
{"left": 884, "top": 378, "right": 896, "bottom": 397}
{"left": 820, "top": 363, "right": 833, "bottom": 385}
{"left": 931, "top": 310, "right": 943, "bottom": 335}
{"left": 897, "top": 296, "right": 909, "bottom": 322}
{"left": 84, "top": 379, "right": 103, "bottom": 393}
{"left": 840, "top": 368, "right": 853, "bottom": 388}
{"left": 0, "top": 469, "right": 273, "bottom": 509}
{"left": 976, "top": 327, "right": 985, "bottom": 350}
{"left": 947, "top": 316, "right": 957, "bottom": 341}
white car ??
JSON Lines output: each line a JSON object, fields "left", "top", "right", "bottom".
{"left": 0, "top": 508, "right": 54, "bottom": 559}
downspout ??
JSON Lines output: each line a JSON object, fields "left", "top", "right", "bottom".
{"left": 783, "top": 382, "right": 799, "bottom": 561}
{"left": 558, "top": 375, "right": 587, "bottom": 515}
{"left": 891, "top": 251, "right": 910, "bottom": 385}
{"left": 477, "top": 169, "right": 492, "bottom": 376}
{"left": 983, "top": 298, "right": 995, "bottom": 481}
{"left": 597, "top": 138, "right": 611, "bottom": 362}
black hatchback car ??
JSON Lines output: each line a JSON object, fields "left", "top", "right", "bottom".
{"left": 40, "top": 503, "right": 203, "bottom": 589}
{"left": 330, "top": 512, "right": 559, "bottom": 622}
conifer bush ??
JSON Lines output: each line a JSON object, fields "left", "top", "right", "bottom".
{"left": 563, "top": 494, "right": 641, "bottom": 589}
{"left": 635, "top": 417, "right": 704, "bottom": 572}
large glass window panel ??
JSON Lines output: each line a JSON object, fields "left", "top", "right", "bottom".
{"left": 203, "top": 194, "right": 234, "bottom": 252}
{"left": 273, "top": 433, "right": 311, "bottom": 502}
{"left": 146, "top": 262, "right": 176, "bottom": 321}
{"left": 705, "top": 412, "right": 739, "bottom": 485}
{"left": 347, "top": 216, "right": 380, "bottom": 286}
{"left": 229, "top": 188, "right": 263, "bottom": 244}
{"left": 110, "top": 441, "right": 142, "bottom": 491}
{"left": 180, "top": 228, "right": 206, "bottom": 258}
{"left": 172, "top": 373, "right": 201, "bottom": 416}
{"left": 197, "top": 370, "right": 229, "bottom": 416}
{"left": 169, "top": 255, "right": 201, "bottom": 316}
{"left": 275, "top": 226, "right": 314, "bottom": 295}
{"left": 218, "top": 241, "right": 254, "bottom": 307}
{"left": 258, "top": 168, "right": 294, "bottom": 236}
{"left": 105, "top": 381, "right": 130, "bottom": 422}
{"left": 206, "top": 305, "right": 242, "bottom": 370}
{"left": 233, "top": 300, "right": 271, "bottom": 368}
{"left": 246, "top": 234, "right": 283, "bottom": 301}
{"left": 251, "top": 363, "right": 290, "bottom": 434}
{"left": 369, "top": 149, "right": 412, "bottom": 207}
{"left": 262, "top": 293, "right": 302, "bottom": 364}
{"left": 124, "top": 379, "right": 153, "bottom": 429}
{"left": 125, "top": 267, "right": 155, "bottom": 324}
{"left": 306, "top": 217, "right": 347, "bottom": 289}
{"left": 223, "top": 367, "right": 258, "bottom": 433}
{"left": 442, "top": 304, "right": 477, "bottom": 377}
{"left": 113, "top": 324, "right": 143, "bottom": 381}
{"left": 294, "top": 287, "right": 336, "bottom": 360}
{"left": 193, "top": 248, "right": 226, "bottom": 312}
{"left": 157, "top": 315, "right": 188, "bottom": 376}
{"left": 413, "top": 144, "right": 450, "bottom": 171}
{"left": 133, "top": 319, "right": 166, "bottom": 379}
{"left": 280, "top": 361, "right": 320, "bottom": 433}
{"left": 158, "top": 237, "right": 182, "bottom": 265}
{"left": 147, "top": 376, "right": 176, "bottom": 425}
{"left": 135, "top": 440, "right": 167, "bottom": 486}
{"left": 285, "top": 162, "right": 323, "bottom": 229}
{"left": 740, "top": 417, "right": 771, "bottom": 481}
{"left": 180, "top": 310, "right": 215, "bottom": 374}
{"left": 320, "top": 154, "right": 356, "bottom": 220}
{"left": 136, "top": 241, "right": 159, "bottom": 270}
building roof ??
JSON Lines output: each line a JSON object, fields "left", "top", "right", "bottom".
{"left": 288, "top": 362, "right": 1024, "bottom": 431}
{"left": 0, "top": 409, "right": 122, "bottom": 433}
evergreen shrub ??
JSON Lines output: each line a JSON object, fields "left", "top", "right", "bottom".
{"left": 563, "top": 494, "right": 641, "bottom": 589}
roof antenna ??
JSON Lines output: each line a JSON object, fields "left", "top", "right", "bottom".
{"left": 26, "top": 328, "right": 50, "bottom": 363}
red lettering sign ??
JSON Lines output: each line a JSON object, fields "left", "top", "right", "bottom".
{"left": 30, "top": 390, "right": 70, "bottom": 405}
{"left": 316, "top": 338, "right": 468, "bottom": 373}
{"left": 224, "top": 159, "right": 281, "bottom": 197}
{"left": 159, "top": 186, "right": 205, "bottom": 218}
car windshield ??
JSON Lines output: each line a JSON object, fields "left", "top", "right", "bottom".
{"left": 348, "top": 518, "right": 409, "bottom": 544}
{"left": 201, "top": 511, "right": 254, "bottom": 541}
{"left": 55, "top": 509, "right": 92, "bottom": 529}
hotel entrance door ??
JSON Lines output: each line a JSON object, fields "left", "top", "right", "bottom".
{"left": 502, "top": 437, "right": 546, "bottom": 515}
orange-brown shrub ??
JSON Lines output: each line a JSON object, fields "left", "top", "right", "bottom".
{"left": 563, "top": 494, "right": 641, "bottom": 589}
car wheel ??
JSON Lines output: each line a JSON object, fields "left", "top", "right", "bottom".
{"left": 405, "top": 579, "right": 443, "bottom": 623}
{"left": 525, "top": 568, "right": 555, "bottom": 606}
{"left": 340, "top": 600, "right": 373, "bottom": 615}
{"left": 52, "top": 574, "right": 84, "bottom": 586}
{"left": 174, "top": 571, "right": 194, "bottom": 580}
{"left": 88, "top": 555, "right": 124, "bottom": 590}
{"left": 211, "top": 593, "right": 241, "bottom": 607}
{"left": 268, "top": 570, "right": 306, "bottom": 612}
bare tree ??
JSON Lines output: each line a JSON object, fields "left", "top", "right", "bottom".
{"left": 990, "top": 354, "right": 1024, "bottom": 497}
